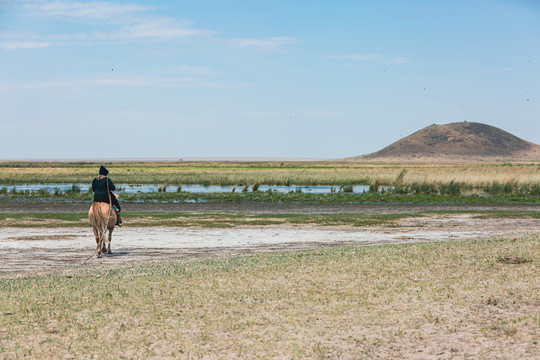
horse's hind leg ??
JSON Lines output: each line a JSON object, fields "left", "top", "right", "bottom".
{"left": 106, "top": 228, "right": 114, "bottom": 254}
{"left": 94, "top": 228, "right": 103, "bottom": 258}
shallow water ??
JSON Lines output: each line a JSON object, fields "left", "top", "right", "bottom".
{"left": 0, "top": 183, "right": 372, "bottom": 194}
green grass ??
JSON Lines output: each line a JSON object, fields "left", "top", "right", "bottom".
{"left": 1, "top": 210, "right": 539, "bottom": 228}
{"left": 2, "top": 189, "right": 540, "bottom": 205}
{"left": 0, "top": 236, "right": 538, "bottom": 359}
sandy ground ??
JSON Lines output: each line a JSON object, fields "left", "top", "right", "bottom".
{"left": 1, "top": 213, "right": 539, "bottom": 274}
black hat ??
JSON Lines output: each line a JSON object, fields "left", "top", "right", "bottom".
{"left": 99, "top": 165, "right": 109, "bottom": 176}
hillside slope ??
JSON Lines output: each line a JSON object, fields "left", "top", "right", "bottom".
{"left": 349, "top": 122, "right": 540, "bottom": 162}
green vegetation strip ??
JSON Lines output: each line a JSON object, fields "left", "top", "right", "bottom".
{"left": 0, "top": 210, "right": 538, "bottom": 228}
{"left": 0, "top": 237, "right": 538, "bottom": 358}
{"left": 0, "top": 212, "right": 423, "bottom": 228}
{"left": 2, "top": 190, "right": 540, "bottom": 204}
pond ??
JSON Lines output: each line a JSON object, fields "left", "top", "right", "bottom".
{"left": 0, "top": 183, "right": 372, "bottom": 194}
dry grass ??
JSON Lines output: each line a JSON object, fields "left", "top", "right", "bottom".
{"left": 0, "top": 236, "right": 538, "bottom": 359}
{"left": 0, "top": 161, "right": 539, "bottom": 188}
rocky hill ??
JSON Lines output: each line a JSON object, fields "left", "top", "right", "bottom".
{"left": 349, "top": 122, "right": 540, "bottom": 162}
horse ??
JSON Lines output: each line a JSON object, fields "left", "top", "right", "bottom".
{"left": 88, "top": 202, "right": 117, "bottom": 258}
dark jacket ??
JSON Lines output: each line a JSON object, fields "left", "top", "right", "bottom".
{"left": 92, "top": 177, "right": 116, "bottom": 203}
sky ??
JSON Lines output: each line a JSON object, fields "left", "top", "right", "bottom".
{"left": 0, "top": 0, "right": 539, "bottom": 160}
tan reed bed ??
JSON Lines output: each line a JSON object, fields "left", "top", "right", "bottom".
{"left": 0, "top": 161, "right": 538, "bottom": 189}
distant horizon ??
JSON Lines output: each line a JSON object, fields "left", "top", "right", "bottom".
{"left": 0, "top": 156, "right": 332, "bottom": 162}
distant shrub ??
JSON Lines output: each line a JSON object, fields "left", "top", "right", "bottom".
{"left": 394, "top": 169, "right": 408, "bottom": 187}
{"left": 440, "top": 181, "right": 461, "bottom": 196}
{"left": 66, "top": 185, "right": 81, "bottom": 193}
{"left": 38, "top": 188, "right": 51, "bottom": 196}
{"left": 410, "top": 183, "right": 436, "bottom": 195}
{"left": 368, "top": 182, "right": 379, "bottom": 193}
{"left": 529, "top": 183, "right": 540, "bottom": 196}
{"left": 485, "top": 181, "right": 519, "bottom": 195}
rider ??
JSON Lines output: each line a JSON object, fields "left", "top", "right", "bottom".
{"left": 92, "top": 165, "right": 122, "bottom": 225}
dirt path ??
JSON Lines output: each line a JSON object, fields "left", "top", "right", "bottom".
{"left": 1, "top": 214, "right": 538, "bottom": 274}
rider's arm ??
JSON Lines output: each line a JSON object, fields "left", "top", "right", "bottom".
{"left": 108, "top": 179, "right": 116, "bottom": 191}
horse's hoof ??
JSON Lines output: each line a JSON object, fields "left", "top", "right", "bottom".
{"left": 97, "top": 253, "right": 102, "bottom": 258}
{"left": 107, "top": 250, "right": 112, "bottom": 254}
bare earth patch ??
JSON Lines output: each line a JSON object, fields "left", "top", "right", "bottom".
{"left": 0, "top": 213, "right": 539, "bottom": 274}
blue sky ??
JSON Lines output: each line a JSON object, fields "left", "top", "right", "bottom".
{"left": 1, "top": 0, "right": 539, "bottom": 159}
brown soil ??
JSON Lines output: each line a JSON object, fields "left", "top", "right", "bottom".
{"left": 348, "top": 122, "right": 540, "bottom": 161}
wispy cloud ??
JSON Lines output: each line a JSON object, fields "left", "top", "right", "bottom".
{"left": 0, "top": 75, "right": 251, "bottom": 91}
{"left": 3, "top": 1, "right": 295, "bottom": 54}
{"left": 0, "top": 40, "right": 51, "bottom": 50}
{"left": 3, "top": 1, "right": 213, "bottom": 47}
{"left": 328, "top": 53, "right": 410, "bottom": 64}
{"left": 327, "top": 54, "right": 380, "bottom": 61}
{"left": 486, "top": 67, "right": 518, "bottom": 72}
{"left": 228, "top": 37, "right": 297, "bottom": 52}
{"left": 110, "top": 18, "right": 214, "bottom": 40}
{"left": 147, "top": 65, "right": 216, "bottom": 76}
{"left": 383, "top": 57, "right": 409, "bottom": 64}
{"left": 23, "top": 0, "right": 153, "bottom": 21}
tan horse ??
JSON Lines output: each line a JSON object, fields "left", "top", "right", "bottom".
{"left": 88, "top": 202, "right": 117, "bottom": 258}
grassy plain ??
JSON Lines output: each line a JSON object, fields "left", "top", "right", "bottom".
{"left": 0, "top": 236, "right": 538, "bottom": 359}
{"left": 1, "top": 161, "right": 539, "bottom": 190}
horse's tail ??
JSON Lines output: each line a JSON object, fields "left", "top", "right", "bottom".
{"left": 90, "top": 203, "right": 111, "bottom": 245}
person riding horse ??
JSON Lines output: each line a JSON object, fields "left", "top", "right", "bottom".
{"left": 92, "top": 165, "right": 122, "bottom": 225}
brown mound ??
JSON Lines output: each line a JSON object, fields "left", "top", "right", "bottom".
{"left": 349, "top": 122, "right": 540, "bottom": 162}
